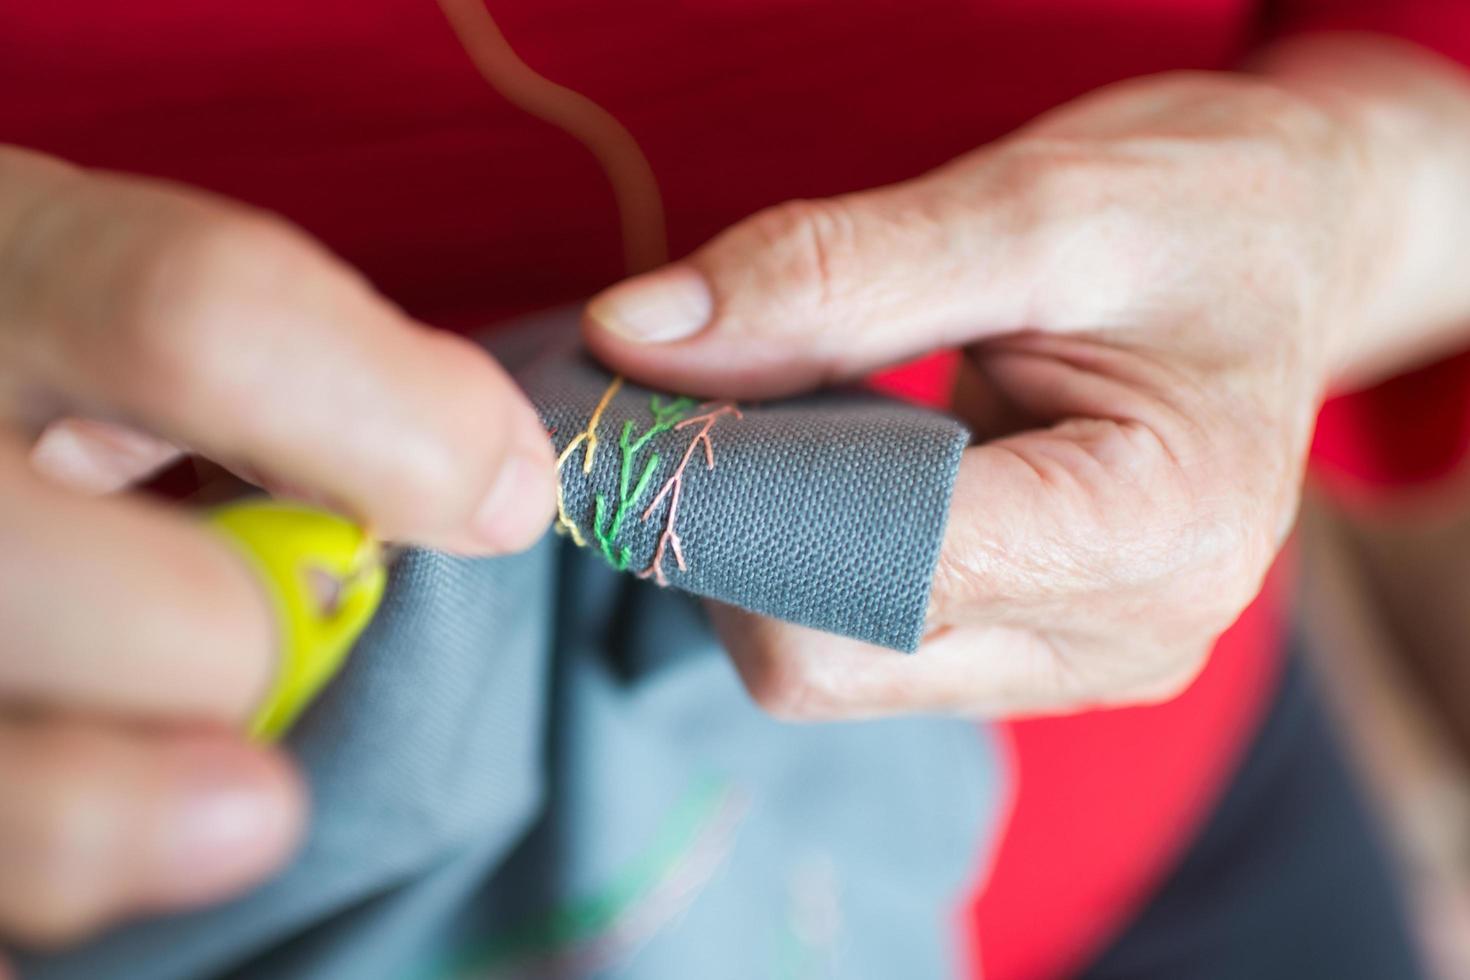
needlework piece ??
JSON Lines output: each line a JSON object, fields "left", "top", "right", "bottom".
{"left": 515, "top": 327, "right": 969, "bottom": 652}
{"left": 554, "top": 379, "right": 743, "bottom": 589}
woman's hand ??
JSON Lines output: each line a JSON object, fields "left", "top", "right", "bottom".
{"left": 0, "top": 147, "right": 555, "bottom": 949}
{"left": 585, "top": 35, "right": 1470, "bottom": 719}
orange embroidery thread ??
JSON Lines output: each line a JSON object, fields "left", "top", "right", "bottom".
{"left": 637, "top": 404, "right": 742, "bottom": 585}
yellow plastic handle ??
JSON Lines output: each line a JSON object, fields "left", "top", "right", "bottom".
{"left": 207, "top": 499, "right": 387, "bottom": 741}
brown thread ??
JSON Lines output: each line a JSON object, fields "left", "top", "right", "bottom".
{"left": 434, "top": 0, "right": 668, "bottom": 276}
{"left": 439, "top": 4, "right": 745, "bottom": 584}
{"left": 438, "top": 0, "right": 662, "bottom": 550}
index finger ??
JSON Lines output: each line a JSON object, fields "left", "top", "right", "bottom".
{"left": 0, "top": 147, "right": 554, "bottom": 553}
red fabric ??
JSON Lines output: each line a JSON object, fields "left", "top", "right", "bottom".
{"left": 1276, "top": 9, "right": 1470, "bottom": 508}
{"left": 1313, "top": 353, "right": 1470, "bottom": 499}
{"left": 1271, "top": 0, "right": 1470, "bottom": 68}
{"left": 966, "top": 567, "right": 1287, "bottom": 979}
{"left": 873, "top": 355, "right": 1289, "bottom": 980}
{"left": 2, "top": 3, "right": 1469, "bottom": 979}
{"left": 1280, "top": 1, "right": 1470, "bottom": 502}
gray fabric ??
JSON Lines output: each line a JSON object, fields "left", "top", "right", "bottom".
{"left": 16, "top": 308, "right": 1000, "bottom": 980}
{"left": 519, "top": 310, "right": 969, "bottom": 653}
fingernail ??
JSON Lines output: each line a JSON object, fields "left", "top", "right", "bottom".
{"left": 587, "top": 265, "right": 712, "bottom": 343}
{"left": 470, "top": 450, "right": 556, "bottom": 553}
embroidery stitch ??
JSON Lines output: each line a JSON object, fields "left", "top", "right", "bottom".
{"left": 638, "top": 404, "right": 742, "bottom": 586}
{"left": 554, "top": 387, "right": 741, "bottom": 582}
{"left": 556, "top": 375, "right": 624, "bottom": 475}
{"left": 554, "top": 484, "right": 587, "bottom": 547}
{"left": 554, "top": 376, "right": 625, "bottom": 546}
{"left": 591, "top": 395, "right": 695, "bottom": 570}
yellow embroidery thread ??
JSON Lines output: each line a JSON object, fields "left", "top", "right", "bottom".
{"left": 554, "top": 376, "right": 625, "bottom": 545}
{"left": 556, "top": 375, "right": 623, "bottom": 474}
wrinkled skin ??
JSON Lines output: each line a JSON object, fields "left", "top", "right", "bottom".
{"left": 0, "top": 150, "right": 555, "bottom": 950}
{"left": 3, "top": 28, "right": 1470, "bottom": 957}
{"left": 586, "top": 36, "right": 1470, "bottom": 720}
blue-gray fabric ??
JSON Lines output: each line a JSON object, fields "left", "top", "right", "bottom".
{"left": 519, "top": 311, "right": 970, "bottom": 652}
{"left": 17, "top": 310, "right": 1000, "bottom": 980}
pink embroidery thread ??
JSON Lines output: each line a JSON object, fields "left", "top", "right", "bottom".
{"left": 637, "top": 404, "right": 743, "bottom": 585}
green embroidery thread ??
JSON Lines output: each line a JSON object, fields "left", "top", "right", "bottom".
{"left": 555, "top": 378, "right": 739, "bottom": 581}
{"left": 590, "top": 394, "right": 695, "bottom": 570}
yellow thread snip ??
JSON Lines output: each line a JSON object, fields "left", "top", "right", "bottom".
{"left": 554, "top": 484, "right": 586, "bottom": 547}
{"left": 552, "top": 375, "right": 623, "bottom": 544}
{"left": 580, "top": 374, "right": 621, "bottom": 474}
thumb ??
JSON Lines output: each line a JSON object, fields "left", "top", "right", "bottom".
{"left": 583, "top": 175, "right": 1034, "bottom": 399}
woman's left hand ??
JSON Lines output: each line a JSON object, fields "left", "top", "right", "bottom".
{"left": 584, "top": 36, "right": 1470, "bottom": 719}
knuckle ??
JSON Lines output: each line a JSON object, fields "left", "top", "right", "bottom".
{"left": 988, "top": 148, "right": 1156, "bottom": 325}
{"left": 375, "top": 435, "right": 473, "bottom": 533}
{"left": 1154, "top": 71, "right": 1339, "bottom": 168}
{"left": 1067, "top": 422, "right": 1190, "bottom": 586}
{"left": 1090, "top": 420, "right": 1268, "bottom": 614}
{"left": 929, "top": 548, "right": 987, "bottom": 620}
{"left": 741, "top": 198, "right": 858, "bottom": 313}
{"left": 998, "top": 142, "right": 1114, "bottom": 225}
{"left": 370, "top": 333, "right": 517, "bottom": 533}
{"left": 1175, "top": 495, "right": 1279, "bottom": 625}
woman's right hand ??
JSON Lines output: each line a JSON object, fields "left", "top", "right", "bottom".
{"left": 0, "top": 146, "right": 555, "bottom": 954}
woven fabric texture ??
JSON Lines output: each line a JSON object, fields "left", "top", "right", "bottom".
{"left": 515, "top": 311, "right": 969, "bottom": 652}
{"left": 15, "top": 307, "right": 995, "bottom": 980}
{"left": 19, "top": 546, "right": 1001, "bottom": 980}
